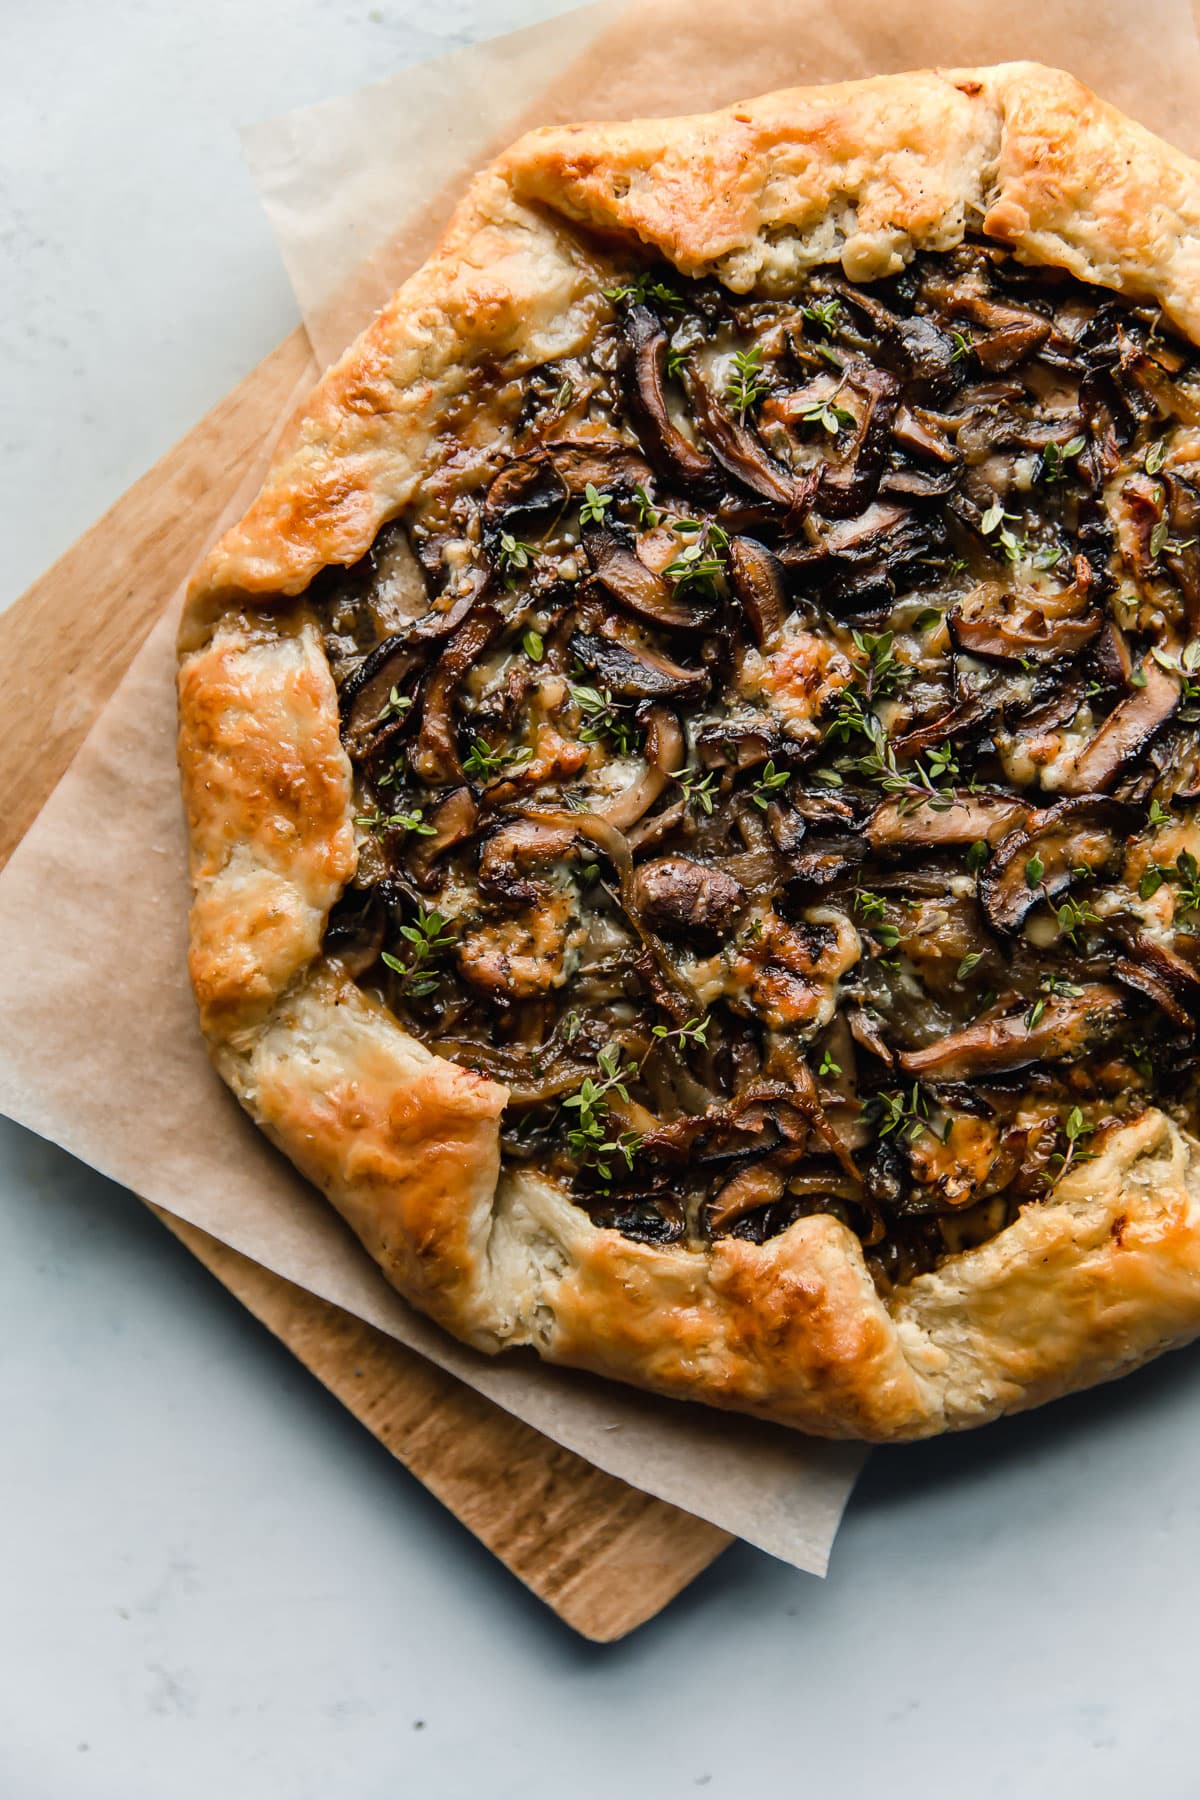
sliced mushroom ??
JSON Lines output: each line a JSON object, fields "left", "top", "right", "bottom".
{"left": 728, "top": 537, "right": 787, "bottom": 646}
{"left": 783, "top": 833, "right": 867, "bottom": 887}
{"left": 877, "top": 464, "right": 962, "bottom": 501}
{"left": 846, "top": 1005, "right": 894, "bottom": 1066}
{"left": 778, "top": 501, "right": 933, "bottom": 575}
{"left": 1055, "top": 658, "right": 1181, "bottom": 794}
{"left": 323, "top": 894, "right": 385, "bottom": 979}
{"left": 544, "top": 436, "right": 655, "bottom": 499}
{"left": 1021, "top": 668, "right": 1088, "bottom": 738}
{"left": 890, "top": 691, "right": 996, "bottom": 762}
{"left": 686, "top": 368, "right": 815, "bottom": 518}
{"left": 339, "top": 636, "right": 421, "bottom": 758}
{"left": 583, "top": 524, "right": 709, "bottom": 630}
{"left": 816, "top": 362, "right": 901, "bottom": 518}
{"left": 816, "top": 278, "right": 958, "bottom": 386}
{"left": 1119, "top": 932, "right": 1200, "bottom": 1021}
{"left": 411, "top": 604, "right": 502, "bottom": 784}
{"left": 569, "top": 630, "right": 707, "bottom": 701}
{"left": 620, "top": 305, "right": 714, "bottom": 489}
{"left": 695, "top": 718, "right": 791, "bottom": 772}
{"left": 630, "top": 856, "right": 747, "bottom": 935}
{"left": 979, "top": 797, "right": 1134, "bottom": 932}
{"left": 1162, "top": 471, "right": 1200, "bottom": 632}
{"left": 483, "top": 453, "right": 568, "bottom": 534}
{"left": 867, "top": 792, "right": 1031, "bottom": 850}
{"left": 948, "top": 584, "right": 1100, "bottom": 663}
{"left": 1095, "top": 618, "right": 1133, "bottom": 689}
{"left": 943, "top": 291, "right": 1054, "bottom": 371}
{"left": 706, "top": 1160, "right": 789, "bottom": 1233}
{"left": 477, "top": 818, "right": 577, "bottom": 907}
{"left": 892, "top": 405, "right": 959, "bottom": 463}
{"left": 407, "top": 785, "right": 479, "bottom": 889}
{"left": 898, "top": 985, "right": 1125, "bottom": 1080}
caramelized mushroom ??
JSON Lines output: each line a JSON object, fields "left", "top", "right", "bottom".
{"left": 407, "top": 785, "right": 479, "bottom": 889}
{"left": 867, "top": 792, "right": 1031, "bottom": 850}
{"left": 979, "top": 798, "right": 1133, "bottom": 932}
{"left": 631, "top": 856, "right": 747, "bottom": 935}
{"left": 816, "top": 362, "right": 901, "bottom": 518}
{"left": 411, "top": 604, "right": 502, "bottom": 784}
{"left": 948, "top": 585, "right": 1100, "bottom": 663}
{"left": 817, "top": 278, "right": 958, "bottom": 386}
{"left": 477, "top": 818, "right": 576, "bottom": 906}
{"left": 1162, "top": 471, "right": 1200, "bottom": 631}
{"left": 340, "top": 636, "right": 421, "bottom": 758}
{"left": 686, "top": 368, "right": 815, "bottom": 518}
{"left": 620, "top": 305, "right": 714, "bottom": 489}
{"left": 727, "top": 537, "right": 787, "bottom": 646}
{"left": 1114, "top": 933, "right": 1200, "bottom": 1029}
{"left": 569, "top": 630, "right": 707, "bottom": 701}
{"left": 778, "top": 501, "right": 935, "bottom": 581}
{"left": 1055, "top": 659, "right": 1181, "bottom": 794}
{"left": 899, "top": 985, "right": 1125, "bottom": 1079}
{"left": 583, "top": 525, "right": 709, "bottom": 629}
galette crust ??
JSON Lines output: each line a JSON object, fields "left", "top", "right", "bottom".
{"left": 178, "top": 63, "right": 1200, "bottom": 1439}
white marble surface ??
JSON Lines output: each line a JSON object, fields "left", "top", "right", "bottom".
{"left": 4, "top": 4, "right": 1200, "bottom": 1794}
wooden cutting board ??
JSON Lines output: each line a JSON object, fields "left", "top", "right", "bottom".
{"left": 0, "top": 323, "right": 731, "bottom": 1642}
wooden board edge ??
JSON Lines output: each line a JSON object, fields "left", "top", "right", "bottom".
{"left": 150, "top": 1207, "right": 732, "bottom": 1641}
{"left": 0, "top": 326, "right": 318, "bottom": 872}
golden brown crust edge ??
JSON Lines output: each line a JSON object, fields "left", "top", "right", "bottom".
{"left": 177, "top": 62, "right": 1200, "bottom": 1439}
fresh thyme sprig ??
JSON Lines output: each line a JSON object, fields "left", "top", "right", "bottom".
{"left": 462, "top": 738, "right": 534, "bottom": 780}
{"left": 561, "top": 1043, "right": 643, "bottom": 1181}
{"left": 1137, "top": 849, "right": 1200, "bottom": 918}
{"left": 868, "top": 1083, "right": 947, "bottom": 1145}
{"left": 568, "top": 682, "right": 640, "bottom": 756}
{"left": 672, "top": 767, "right": 719, "bottom": 815}
{"left": 750, "top": 760, "right": 790, "bottom": 810}
{"left": 824, "top": 631, "right": 911, "bottom": 747}
{"left": 838, "top": 715, "right": 965, "bottom": 813}
{"left": 1151, "top": 640, "right": 1200, "bottom": 721}
{"left": 381, "top": 906, "right": 457, "bottom": 999}
{"left": 1054, "top": 893, "right": 1102, "bottom": 944}
{"left": 1038, "top": 435, "right": 1086, "bottom": 483}
{"left": 799, "top": 397, "right": 855, "bottom": 436}
{"left": 801, "top": 299, "right": 843, "bottom": 336}
{"left": 979, "top": 502, "right": 1025, "bottom": 563}
{"left": 1047, "top": 1106, "right": 1096, "bottom": 1178}
{"left": 632, "top": 483, "right": 660, "bottom": 527}
{"left": 376, "top": 686, "right": 413, "bottom": 726}
{"left": 662, "top": 520, "right": 730, "bottom": 597}
{"left": 726, "top": 346, "right": 767, "bottom": 419}
{"left": 562, "top": 1018, "right": 710, "bottom": 1182}
{"left": 354, "top": 804, "right": 437, "bottom": 838}
{"left": 497, "top": 532, "right": 536, "bottom": 588}
{"left": 854, "top": 889, "right": 900, "bottom": 949}
{"left": 579, "top": 483, "right": 614, "bottom": 526}
{"left": 602, "top": 273, "right": 686, "bottom": 312}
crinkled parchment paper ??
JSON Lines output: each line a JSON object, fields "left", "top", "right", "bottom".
{"left": 2, "top": 0, "right": 1199, "bottom": 1571}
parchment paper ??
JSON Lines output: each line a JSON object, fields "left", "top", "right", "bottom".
{"left": 2, "top": 0, "right": 1199, "bottom": 1574}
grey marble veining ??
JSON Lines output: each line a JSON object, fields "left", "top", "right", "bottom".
{"left": 4, "top": 4, "right": 1200, "bottom": 1795}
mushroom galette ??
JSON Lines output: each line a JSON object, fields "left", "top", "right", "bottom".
{"left": 178, "top": 65, "right": 1200, "bottom": 1438}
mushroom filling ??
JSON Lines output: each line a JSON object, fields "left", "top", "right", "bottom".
{"left": 312, "top": 241, "right": 1200, "bottom": 1290}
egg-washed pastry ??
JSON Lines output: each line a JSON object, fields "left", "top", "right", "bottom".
{"left": 178, "top": 65, "right": 1200, "bottom": 1438}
